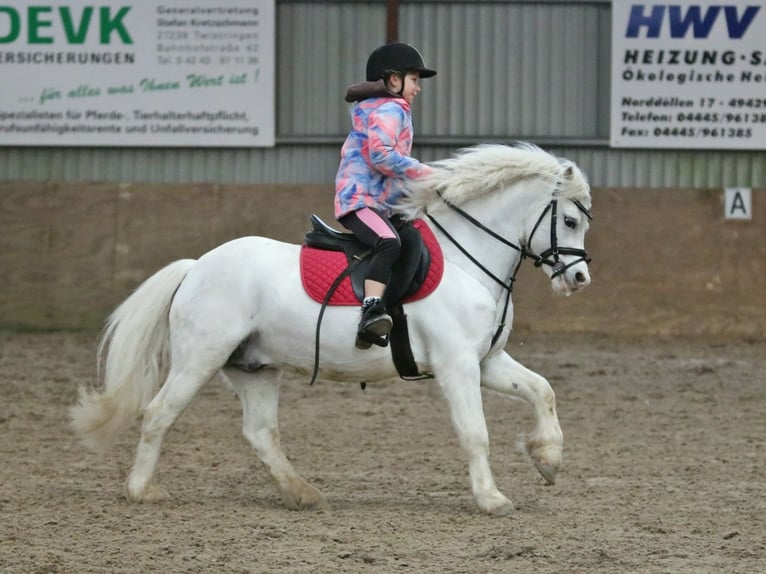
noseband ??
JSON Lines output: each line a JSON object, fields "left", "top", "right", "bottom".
{"left": 425, "top": 191, "right": 592, "bottom": 346}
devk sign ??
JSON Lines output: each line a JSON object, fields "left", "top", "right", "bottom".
{"left": 0, "top": 1, "right": 275, "bottom": 147}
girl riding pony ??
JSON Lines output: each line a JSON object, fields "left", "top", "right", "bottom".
{"left": 335, "top": 42, "right": 436, "bottom": 349}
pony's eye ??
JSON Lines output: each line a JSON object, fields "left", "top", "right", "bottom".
{"left": 564, "top": 216, "right": 577, "bottom": 229}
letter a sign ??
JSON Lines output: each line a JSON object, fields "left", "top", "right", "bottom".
{"left": 724, "top": 188, "right": 752, "bottom": 220}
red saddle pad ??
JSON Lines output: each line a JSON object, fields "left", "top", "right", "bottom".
{"left": 300, "top": 219, "right": 444, "bottom": 306}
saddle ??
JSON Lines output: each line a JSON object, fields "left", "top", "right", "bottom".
{"left": 302, "top": 214, "right": 440, "bottom": 306}
{"left": 300, "top": 214, "right": 444, "bottom": 380}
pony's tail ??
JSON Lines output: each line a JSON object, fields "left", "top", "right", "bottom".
{"left": 70, "top": 259, "right": 196, "bottom": 453}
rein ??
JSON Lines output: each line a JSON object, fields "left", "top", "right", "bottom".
{"left": 425, "top": 190, "right": 591, "bottom": 347}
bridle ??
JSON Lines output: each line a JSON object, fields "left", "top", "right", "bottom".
{"left": 526, "top": 196, "right": 593, "bottom": 278}
{"left": 425, "top": 190, "right": 592, "bottom": 346}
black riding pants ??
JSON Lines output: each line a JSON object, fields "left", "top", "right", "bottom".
{"left": 338, "top": 207, "right": 401, "bottom": 285}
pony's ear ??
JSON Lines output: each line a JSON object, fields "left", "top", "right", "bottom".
{"left": 563, "top": 165, "right": 573, "bottom": 178}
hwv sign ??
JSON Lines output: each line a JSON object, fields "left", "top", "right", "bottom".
{"left": 611, "top": 1, "right": 766, "bottom": 150}
{"left": 626, "top": 4, "right": 760, "bottom": 38}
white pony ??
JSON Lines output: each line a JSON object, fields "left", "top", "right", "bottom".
{"left": 71, "top": 143, "right": 592, "bottom": 516}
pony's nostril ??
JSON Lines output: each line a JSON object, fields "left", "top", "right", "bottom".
{"left": 575, "top": 272, "right": 586, "bottom": 284}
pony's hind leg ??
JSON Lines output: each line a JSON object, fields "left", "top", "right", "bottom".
{"left": 126, "top": 363, "right": 218, "bottom": 502}
{"left": 480, "top": 350, "right": 563, "bottom": 485}
{"left": 224, "top": 367, "right": 329, "bottom": 511}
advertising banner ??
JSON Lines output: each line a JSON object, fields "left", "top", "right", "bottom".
{"left": 0, "top": 1, "right": 275, "bottom": 147}
{"left": 611, "top": 1, "right": 766, "bottom": 149}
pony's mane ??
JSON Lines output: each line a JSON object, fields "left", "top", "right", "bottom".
{"left": 397, "top": 142, "right": 590, "bottom": 219}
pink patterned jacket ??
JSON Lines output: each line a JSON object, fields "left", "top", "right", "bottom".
{"left": 334, "top": 97, "right": 429, "bottom": 219}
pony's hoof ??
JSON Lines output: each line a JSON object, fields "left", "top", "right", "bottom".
{"left": 283, "top": 493, "right": 330, "bottom": 512}
{"left": 488, "top": 501, "right": 515, "bottom": 517}
{"left": 479, "top": 494, "right": 515, "bottom": 517}
{"left": 534, "top": 460, "right": 557, "bottom": 485}
{"left": 521, "top": 434, "right": 561, "bottom": 486}
{"left": 281, "top": 480, "right": 330, "bottom": 512}
{"left": 485, "top": 500, "right": 515, "bottom": 517}
{"left": 125, "top": 481, "right": 169, "bottom": 503}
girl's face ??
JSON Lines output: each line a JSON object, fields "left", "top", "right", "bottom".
{"left": 389, "top": 72, "right": 422, "bottom": 105}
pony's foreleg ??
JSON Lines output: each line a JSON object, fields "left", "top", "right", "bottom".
{"left": 225, "top": 368, "right": 329, "bottom": 511}
{"left": 437, "top": 360, "right": 514, "bottom": 516}
{"left": 480, "top": 350, "right": 563, "bottom": 485}
{"left": 126, "top": 365, "right": 217, "bottom": 502}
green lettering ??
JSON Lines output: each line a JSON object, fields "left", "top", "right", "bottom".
{"left": 100, "top": 6, "right": 132, "bottom": 44}
{"left": 0, "top": 7, "right": 20, "bottom": 43}
{"left": 60, "top": 6, "right": 93, "bottom": 44}
{"left": 28, "top": 6, "right": 53, "bottom": 44}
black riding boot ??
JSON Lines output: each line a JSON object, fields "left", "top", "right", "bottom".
{"left": 355, "top": 297, "right": 392, "bottom": 349}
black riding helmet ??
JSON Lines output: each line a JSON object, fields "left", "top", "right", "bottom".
{"left": 366, "top": 42, "right": 437, "bottom": 82}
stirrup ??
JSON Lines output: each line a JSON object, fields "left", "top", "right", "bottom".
{"left": 356, "top": 328, "right": 390, "bottom": 349}
{"left": 356, "top": 330, "right": 389, "bottom": 349}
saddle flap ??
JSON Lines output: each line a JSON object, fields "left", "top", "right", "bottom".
{"left": 384, "top": 221, "right": 428, "bottom": 305}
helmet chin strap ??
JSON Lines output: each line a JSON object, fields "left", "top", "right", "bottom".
{"left": 387, "top": 72, "right": 406, "bottom": 97}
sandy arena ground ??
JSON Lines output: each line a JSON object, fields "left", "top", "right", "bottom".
{"left": 0, "top": 330, "right": 764, "bottom": 573}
